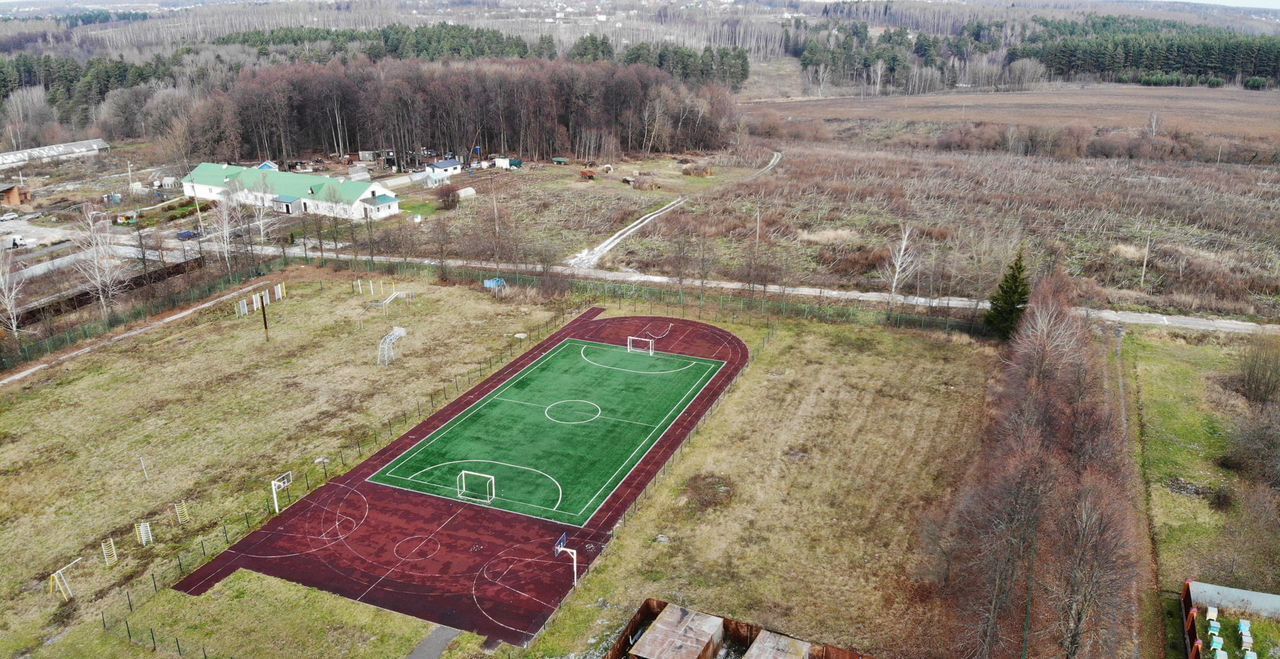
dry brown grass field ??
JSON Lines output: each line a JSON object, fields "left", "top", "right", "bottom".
{"left": 447, "top": 312, "right": 996, "bottom": 658}
{"left": 743, "top": 85, "right": 1280, "bottom": 141}
{"left": 0, "top": 267, "right": 563, "bottom": 657}
{"left": 614, "top": 141, "right": 1280, "bottom": 318}
{"left": 429, "top": 155, "right": 765, "bottom": 263}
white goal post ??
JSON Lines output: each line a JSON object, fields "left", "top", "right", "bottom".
{"left": 271, "top": 471, "right": 293, "bottom": 514}
{"left": 456, "top": 470, "right": 496, "bottom": 503}
{"left": 626, "top": 336, "right": 655, "bottom": 356}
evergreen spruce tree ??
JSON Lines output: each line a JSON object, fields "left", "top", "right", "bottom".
{"left": 985, "top": 252, "right": 1031, "bottom": 340}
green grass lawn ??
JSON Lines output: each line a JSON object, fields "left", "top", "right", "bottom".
{"left": 1127, "top": 330, "right": 1255, "bottom": 658}
{"left": 398, "top": 198, "right": 437, "bottom": 218}
{"left": 372, "top": 339, "right": 723, "bottom": 526}
{"left": 1128, "top": 330, "right": 1246, "bottom": 590}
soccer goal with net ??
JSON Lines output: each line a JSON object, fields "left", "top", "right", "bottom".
{"left": 456, "top": 471, "right": 496, "bottom": 503}
{"left": 626, "top": 336, "right": 655, "bottom": 356}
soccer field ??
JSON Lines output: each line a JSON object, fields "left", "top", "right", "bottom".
{"left": 369, "top": 339, "right": 725, "bottom": 527}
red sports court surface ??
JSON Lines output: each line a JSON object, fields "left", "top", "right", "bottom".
{"left": 176, "top": 308, "right": 748, "bottom": 645}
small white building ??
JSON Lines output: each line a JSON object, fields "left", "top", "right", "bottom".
{"left": 182, "top": 163, "right": 399, "bottom": 221}
{"left": 428, "top": 159, "right": 463, "bottom": 176}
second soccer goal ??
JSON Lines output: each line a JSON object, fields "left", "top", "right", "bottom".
{"left": 456, "top": 471, "right": 496, "bottom": 503}
{"left": 626, "top": 336, "right": 655, "bottom": 355}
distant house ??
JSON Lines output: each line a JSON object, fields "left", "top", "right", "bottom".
{"left": 428, "top": 159, "right": 463, "bottom": 176}
{"left": 552, "top": 157, "right": 570, "bottom": 165}
{"left": 256, "top": 161, "right": 279, "bottom": 171}
{"left": 0, "top": 139, "right": 109, "bottom": 171}
{"left": 181, "top": 163, "right": 399, "bottom": 221}
{"left": 0, "top": 184, "right": 32, "bottom": 206}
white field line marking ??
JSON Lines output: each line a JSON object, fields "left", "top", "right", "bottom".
{"left": 541, "top": 399, "right": 601, "bottom": 424}
{"left": 373, "top": 477, "right": 579, "bottom": 524}
{"left": 356, "top": 508, "right": 459, "bottom": 602}
{"left": 573, "top": 359, "right": 720, "bottom": 517}
{"left": 578, "top": 344, "right": 697, "bottom": 375}
{"left": 373, "top": 341, "right": 575, "bottom": 481}
{"left": 371, "top": 338, "right": 724, "bottom": 525}
{"left": 404, "top": 459, "right": 565, "bottom": 510}
{"left": 493, "top": 396, "right": 656, "bottom": 428}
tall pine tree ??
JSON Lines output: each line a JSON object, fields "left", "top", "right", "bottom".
{"left": 985, "top": 252, "right": 1031, "bottom": 340}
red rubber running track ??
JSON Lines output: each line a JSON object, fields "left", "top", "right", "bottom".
{"left": 175, "top": 308, "right": 748, "bottom": 646}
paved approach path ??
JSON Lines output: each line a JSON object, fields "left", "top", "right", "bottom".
{"left": 564, "top": 151, "right": 783, "bottom": 269}
{"left": 407, "top": 626, "right": 461, "bottom": 659}
{"left": 264, "top": 246, "right": 1280, "bottom": 336}
{"left": 5, "top": 246, "right": 1272, "bottom": 390}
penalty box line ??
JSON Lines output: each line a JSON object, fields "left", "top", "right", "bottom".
{"left": 368, "top": 337, "right": 724, "bottom": 525}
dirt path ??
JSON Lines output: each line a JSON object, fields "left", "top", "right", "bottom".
{"left": 0, "top": 281, "right": 263, "bottom": 389}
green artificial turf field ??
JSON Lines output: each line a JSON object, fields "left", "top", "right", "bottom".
{"left": 369, "top": 339, "right": 724, "bottom": 526}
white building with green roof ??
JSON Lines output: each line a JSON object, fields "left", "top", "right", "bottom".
{"left": 181, "top": 163, "right": 400, "bottom": 221}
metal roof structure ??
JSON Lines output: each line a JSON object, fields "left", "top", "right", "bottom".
{"left": 0, "top": 139, "right": 109, "bottom": 170}
{"left": 183, "top": 163, "right": 386, "bottom": 205}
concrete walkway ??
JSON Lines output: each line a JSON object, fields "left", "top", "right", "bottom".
{"left": 407, "top": 626, "right": 461, "bottom": 659}
{"left": 255, "top": 245, "right": 1280, "bottom": 336}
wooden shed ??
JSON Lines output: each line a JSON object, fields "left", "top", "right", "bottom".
{"left": 628, "top": 604, "right": 724, "bottom": 659}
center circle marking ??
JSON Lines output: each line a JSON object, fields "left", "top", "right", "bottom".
{"left": 394, "top": 535, "right": 441, "bottom": 562}
{"left": 544, "top": 400, "right": 602, "bottom": 424}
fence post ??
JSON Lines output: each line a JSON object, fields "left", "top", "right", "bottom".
{"left": 151, "top": 628, "right": 157, "bottom": 651}
{"left": 126, "top": 589, "right": 133, "bottom": 612}
{"left": 152, "top": 573, "right": 158, "bottom": 592}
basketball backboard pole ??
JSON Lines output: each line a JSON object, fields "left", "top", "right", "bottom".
{"left": 271, "top": 472, "right": 293, "bottom": 514}
{"left": 554, "top": 532, "right": 578, "bottom": 586}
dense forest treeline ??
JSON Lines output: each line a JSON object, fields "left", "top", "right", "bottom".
{"left": 791, "top": 11, "right": 1280, "bottom": 95}
{"left": 0, "top": 21, "right": 748, "bottom": 147}
{"left": 0, "top": 52, "right": 179, "bottom": 127}
{"left": 217, "top": 26, "right": 750, "bottom": 90}
{"left": 54, "top": 11, "right": 150, "bottom": 29}
{"left": 172, "top": 58, "right": 735, "bottom": 167}
{"left": 567, "top": 35, "right": 750, "bottom": 91}
{"left": 214, "top": 23, "right": 534, "bottom": 61}
{"left": 1009, "top": 33, "right": 1280, "bottom": 84}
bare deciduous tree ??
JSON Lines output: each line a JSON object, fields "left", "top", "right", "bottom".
{"left": 73, "top": 210, "right": 127, "bottom": 318}
{"left": 209, "top": 197, "right": 242, "bottom": 274}
{"left": 427, "top": 217, "right": 454, "bottom": 281}
{"left": 1048, "top": 475, "right": 1136, "bottom": 659}
{"left": 877, "top": 224, "right": 920, "bottom": 315}
{"left": 0, "top": 251, "right": 25, "bottom": 347}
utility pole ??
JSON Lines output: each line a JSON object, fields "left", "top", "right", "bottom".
{"left": 492, "top": 184, "right": 500, "bottom": 277}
